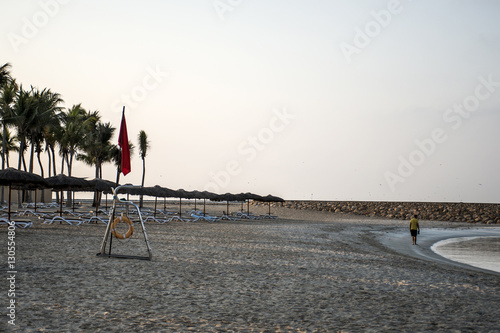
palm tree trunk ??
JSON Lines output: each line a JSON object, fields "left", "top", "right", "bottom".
{"left": 1, "top": 124, "right": 6, "bottom": 170}
{"left": 60, "top": 153, "right": 65, "bottom": 174}
{"left": 50, "top": 146, "right": 58, "bottom": 202}
{"left": 37, "top": 150, "right": 44, "bottom": 177}
{"left": 28, "top": 138, "right": 35, "bottom": 173}
{"left": 1, "top": 123, "right": 5, "bottom": 203}
{"left": 140, "top": 157, "right": 146, "bottom": 208}
{"left": 17, "top": 138, "right": 24, "bottom": 170}
{"left": 47, "top": 149, "right": 52, "bottom": 177}
{"left": 50, "top": 146, "right": 57, "bottom": 175}
{"left": 22, "top": 154, "right": 27, "bottom": 172}
{"left": 92, "top": 162, "right": 100, "bottom": 208}
{"left": 66, "top": 153, "right": 73, "bottom": 206}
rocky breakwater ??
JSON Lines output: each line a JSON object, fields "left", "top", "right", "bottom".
{"left": 253, "top": 201, "right": 500, "bottom": 224}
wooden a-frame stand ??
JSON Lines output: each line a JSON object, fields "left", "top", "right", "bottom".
{"left": 97, "top": 185, "right": 152, "bottom": 260}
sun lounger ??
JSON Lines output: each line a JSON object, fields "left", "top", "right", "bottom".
{"left": 232, "top": 212, "right": 261, "bottom": 220}
{"left": 260, "top": 214, "right": 278, "bottom": 219}
{"left": 219, "top": 213, "right": 239, "bottom": 221}
{"left": 86, "top": 216, "right": 109, "bottom": 224}
{"left": 17, "top": 209, "right": 50, "bottom": 219}
{"left": 169, "top": 215, "right": 186, "bottom": 222}
{"left": 144, "top": 216, "right": 169, "bottom": 224}
{"left": 0, "top": 217, "right": 33, "bottom": 228}
{"left": 190, "top": 213, "right": 221, "bottom": 222}
{"left": 44, "top": 216, "right": 83, "bottom": 226}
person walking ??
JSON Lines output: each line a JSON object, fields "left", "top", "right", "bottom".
{"left": 410, "top": 214, "right": 420, "bottom": 245}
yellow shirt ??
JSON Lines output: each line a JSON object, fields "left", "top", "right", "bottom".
{"left": 410, "top": 218, "right": 419, "bottom": 230}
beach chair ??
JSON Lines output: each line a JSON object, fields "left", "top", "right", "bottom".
{"left": 144, "top": 216, "right": 169, "bottom": 224}
{"left": 86, "top": 216, "right": 109, "bottom": 224}
{"left": 168, "top": 215, "right": 186, "bottom": 222}
{"left": 17, "top": 209, "right": 50, "bottom": 219}
{"left": 190, "top": 213, "right": 221, "bottom": 222}
{"left": 260, "top": 214, "right": 278, "bottom": 219}
{"left": 0, "top": 217, "right": 33, "bottom": 228}
{"left": 44, "top": 216, "right": 83, "bottom": 226}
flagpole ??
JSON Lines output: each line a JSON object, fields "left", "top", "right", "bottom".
{"left": 115, "top": 106, "right": 125, "bottom": 186}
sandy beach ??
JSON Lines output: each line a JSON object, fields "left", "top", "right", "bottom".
{"left": 2, "top": 203, "right": 500, "bottom": 332}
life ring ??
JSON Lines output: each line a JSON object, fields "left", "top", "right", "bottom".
{"left": 111, "top": 216, "right": 134, "bottom": 239}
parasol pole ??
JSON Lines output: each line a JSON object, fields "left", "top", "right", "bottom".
{"left": 59, "top": 190, "right": 63, "bottom": 217}
{"left": 8, "top": 184, "right": 11, "bottom": 220}
{"left": 95, "top": 192, "right": 99, "bottom": 217}
{"left": 179, "top": 197, "right": 182, "bottom": 217}
{"left": 154, "top": 196, "right": 158, "bottom": 218}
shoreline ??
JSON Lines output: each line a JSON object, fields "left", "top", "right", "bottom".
{"left": 376, "top": 226, "right": 500, "bottom": 276}
{"left": 431, "top": 235, "right": 500, "bottom": 273}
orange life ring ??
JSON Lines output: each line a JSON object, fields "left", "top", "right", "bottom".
{"left": 111, "top": 216, "right": 134, "bottom": 239}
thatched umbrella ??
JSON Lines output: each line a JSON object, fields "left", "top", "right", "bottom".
{"left": 189, "top": 190, "right": 218, "bottom": 216}
{"left": 88, "top": 178, "right": 117, "bottom": 214}
{"left": 45, "top": 174, "right": 91, "bottom": 216}
{"left": 176, "top": 189, "right": 196, "bottom": 217}
{"left": 0, "top": 168, "right": 49, "bottom": 220}
{"left": 240, "top": 192, "right": 263, "bottom": 215}
{"left": 258, "top": 194, "right": 285, "bottom": 215}
{"left": 150, "top": 185, "right": 176, "bottom": 212}
{"left": 214, "top": 192, "right": 243, "bottom": 215}
{"left": 139, "top": 186, "right": 166, "bottom": 218}
{"left": 89, "top": 178, "right": 115, "bottom": 193}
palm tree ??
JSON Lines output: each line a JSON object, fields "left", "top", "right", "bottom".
{"left": 26, "top": 87, "right": 63, "bottom": 175}
{"left": 0, "top": 127, "right": 18, "bottom": 167}
{"left": 43, "top": 119, "right": 61, "bottom": 177}
{"left": 78, "top": 120, "right": 116, "bottom": 207}
{"left": 78, "top": 120, "right": 115, "bottom": 178}
{"left": 58, "top": 105, "right": 98, "bottom": 205}
{"left": 11, "top": 86, "right": 33, "bottom": 171}
{"left": 138, "top": 130, "right": 150, "bottom": 208}
{"left": 0, "top": 79, "right": 18, "bottom": 170}
{"left": 0, "top": 63, "right": 11, "bottom": 87}
{"left": 58, "top": 105, "right": 97, "bottom": 175}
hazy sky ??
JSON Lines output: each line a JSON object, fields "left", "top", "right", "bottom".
{"left": 2, "top": 0, "right": 500, "bottom": 202}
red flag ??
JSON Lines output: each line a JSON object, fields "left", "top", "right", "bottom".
{"left": 118, "top": 109, "right": 131, "bottom": 175}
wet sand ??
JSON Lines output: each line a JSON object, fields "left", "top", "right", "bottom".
{"left": 2, "top": 204, "right": 500, "bottom": 332}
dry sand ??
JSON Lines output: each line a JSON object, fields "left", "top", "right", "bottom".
{"left": 2, "top": 203, "right": 500, "bottom": 332}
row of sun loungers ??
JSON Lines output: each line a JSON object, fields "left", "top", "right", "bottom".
{"left": 1, "top": 204, "right": 278, "bottom": 228}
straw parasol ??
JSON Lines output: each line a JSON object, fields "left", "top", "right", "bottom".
{"left": 89, "top": 178, "right": 116, "bottom": 193}
{"left": 151, "top": 185, "right": 179, "bottom": 212}
{"left": 258, "top": 194, "right": 285, "bottom": 215}
{"left": 45, "top": 174, "right": 91, "bottom": 216}
{"left": 175, "top": 189, "right": 195, "bottom": 217}
{"left": 141, "top": 186, "right": 166, "bottom": 217}
{"left": 0, "top": 168, "right": 49, "bottom": 220}
{"left": 87, "top": 178, "right": 118, "bottom": 213}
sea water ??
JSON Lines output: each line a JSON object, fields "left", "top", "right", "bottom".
{"left": 431, "top": 236, "right": 500, "bottom": 273}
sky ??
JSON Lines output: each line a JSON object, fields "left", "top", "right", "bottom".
{"left": 1, "top": 0, "right": 500, "bottom": 203}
